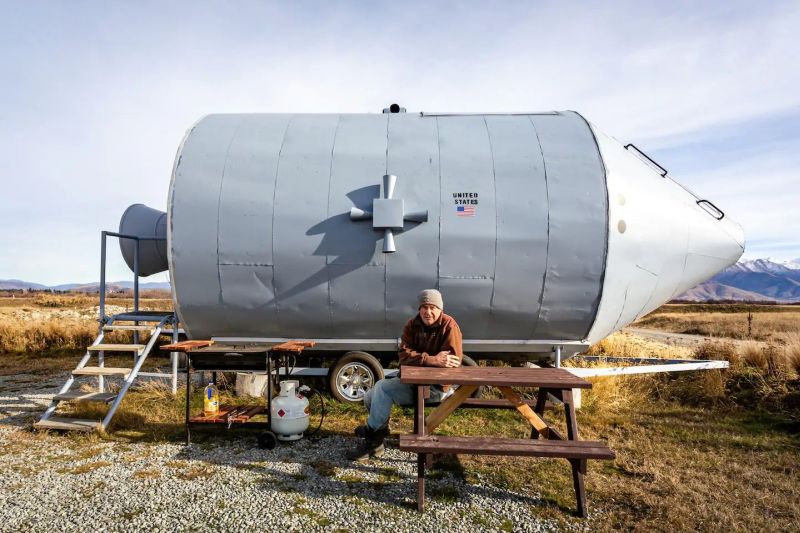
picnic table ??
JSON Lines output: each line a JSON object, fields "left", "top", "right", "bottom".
{"left": 398, "top": 365, "right": 615, "bottom": 517}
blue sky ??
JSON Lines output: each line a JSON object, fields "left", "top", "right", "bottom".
{"left": 1, "top": 1, "right": 798, "bottom": 285}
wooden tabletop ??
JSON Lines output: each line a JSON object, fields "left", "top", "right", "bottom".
{"left": 162, "top": 340, "right": 315, "bottom": 354}
{"left": 192, "top": 345, "right": 273, "bottom": 354}
{"left": 399, "top": 365, "right": 591, "bottom": 389}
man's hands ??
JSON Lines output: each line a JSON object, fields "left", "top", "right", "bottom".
{"left": 429, "top": 350, "right": 460, "bottom": 368}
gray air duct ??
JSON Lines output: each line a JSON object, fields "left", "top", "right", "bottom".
{"left": 118, "top": 203, "right": 168, "bottom": 277}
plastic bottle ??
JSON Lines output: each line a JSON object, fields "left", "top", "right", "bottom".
{"left": 203, "top": 382, "right": 220, "bottom": 416}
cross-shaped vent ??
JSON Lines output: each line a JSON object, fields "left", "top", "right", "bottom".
{"left": 349, "top": 174, "right": 428, "bottom": 253}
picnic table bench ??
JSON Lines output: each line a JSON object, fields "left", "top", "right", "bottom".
{"left": 398, "top": 365, "right": 615, "bottom": 517}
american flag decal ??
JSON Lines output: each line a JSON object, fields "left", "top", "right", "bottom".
{"left": 456, "top": 205, "right": 476, "bottom": 217}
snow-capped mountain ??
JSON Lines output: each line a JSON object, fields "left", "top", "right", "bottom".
{"left": 776, "top": 257, "right": 800, "bottom": 270}
{"left": 727, "top": 258, "right": 800, "bottom": 275}
{"left": 675, "top": 258, "right": 800, "bottom": 302}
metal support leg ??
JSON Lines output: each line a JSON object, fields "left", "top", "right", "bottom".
{"left": 266, "top": 353, "right": 273, "bottom": 428}
{"left": 415, "top": 385, "right": 426, "bottom": 512}
{"left": 185, "top": 355, "right": 191, "bottom": 445}
{"left": 133, "top": 239, "right": 139, "bottom": 346}
{"left": 171, "top": 317, "right": 179, "bottom": 395}
{"left": 98, "top": 350, "right": 105, "bottom": 393}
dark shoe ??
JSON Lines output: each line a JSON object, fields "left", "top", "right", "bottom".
{"left": 354, "top": 424, "right": 368, "bottom": 439}
{"left": 346, "top": 440, "right": 385, "bottom": 462}
{"left": 346, "top": 425, "right": 389, "bottom": 461}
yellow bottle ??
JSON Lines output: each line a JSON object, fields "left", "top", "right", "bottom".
{"left": 203, "top": 382, "right": 220, "bottom": 416}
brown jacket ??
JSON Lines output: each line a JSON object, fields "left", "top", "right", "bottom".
{"left": 398, "top": 312, "right": 463, "bottom": 367}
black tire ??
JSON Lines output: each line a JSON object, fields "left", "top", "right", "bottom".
{"left": 329, "top": 351, "right": 384, "bottom": 403}
{"left": 459, "top": 355, "right": 483, "bottom": 398}
{"left": 258, "top": 431, "right": 278, "bottom": 450}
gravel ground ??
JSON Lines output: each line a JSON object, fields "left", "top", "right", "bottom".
{"left": 0, "top": 374, "right": 591, "bottom": 533}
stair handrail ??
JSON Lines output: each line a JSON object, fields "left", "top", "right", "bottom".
{"left": 100, "top": 316, "right": 170, "bottom": 430}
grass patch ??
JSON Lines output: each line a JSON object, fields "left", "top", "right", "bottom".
{"left": 429, "top": 485, "right": 459, "bottom": 503}
{"left": 471, "top": 511, "right": 492, "bottom": 527}
{"left": 73, "top": 447, "right": 104, "bottom": 460}
{"left": 377, "top": 467, "right": 403, "bottom": 483}
{"left": 132, "top": 469, "right": 161, "bottom": 480}
{"left": 310, "top": 459, "right": 336, "bottom": 477}
{"left": 337, "top": 473, "right": 365, "bottom": 483}
{"left": 120, "top": 509, "right": 144, "bottom": 520}
{"left": 175, "top": 466, "right": 214, "bottom": 480}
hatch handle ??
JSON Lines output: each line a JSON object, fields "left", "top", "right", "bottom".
{"left": 624, "top": 143, "right": 668, "bottom": 177}
{"left": 696, "top": 199, "right": 725, "bottom": 220}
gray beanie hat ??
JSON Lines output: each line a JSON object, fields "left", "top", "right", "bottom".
{"left": 418, "top": 289, "right": 444, "bottom": 310}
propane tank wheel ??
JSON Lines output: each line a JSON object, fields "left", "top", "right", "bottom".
{"left": 257, "top": 431, "right": 278, "bottom": 450}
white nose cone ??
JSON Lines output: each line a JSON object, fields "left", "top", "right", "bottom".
{"left": 586, "top": 126, "right": 745, "bottom": 345}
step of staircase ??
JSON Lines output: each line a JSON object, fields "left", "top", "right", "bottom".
{"left": 102, "top": 325, "right": 152, "bottom": 331}
{"left": 34, "top": 417, "right": 101, "bottom": 432}
{"left": 53, "top": 391, "right": 118, "bottom": 403}
{"left": 87, "top": 344, "right": 146, "bottom": 352}
{"left": 73, "top": 366, "right": 132, "bottom": 377}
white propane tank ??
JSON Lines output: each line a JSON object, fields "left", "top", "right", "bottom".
{"left": 270, "top": 380, "right": 310, "bottom": 441}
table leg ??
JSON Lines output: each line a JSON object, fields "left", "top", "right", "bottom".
{"left": 569, "top": 458, "right": 588, "bottom": 517}
{"left": 415, "top": 385, "right": 426, "bottom": 512}
{"left": 531, "top": 388, "right": 549, "bottom": 439}
{"left": 562, "top": 389, "right": 579, "bottom": 441}
{"left": 562, "top": 388, "right": 587, "bottom": 516}
{"left": 185, "top": 356, "right": 191, "bottom": 445}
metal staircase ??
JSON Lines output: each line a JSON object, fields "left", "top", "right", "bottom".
{"left": 34, "top": 312, "right": 178, "bottom": 432}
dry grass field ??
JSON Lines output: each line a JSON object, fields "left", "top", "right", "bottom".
{"left": 0, "top": 291, "right": 172, "bottom": 354}
{"left": 634, "top": 303, "right": 800, "bottom": 342}
{"left": 1, "top": 294, "right": 798, "bottom": 531}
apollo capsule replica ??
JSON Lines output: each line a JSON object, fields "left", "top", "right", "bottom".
{"left": 120, "top": 109, "right": 744, "bottom": 361}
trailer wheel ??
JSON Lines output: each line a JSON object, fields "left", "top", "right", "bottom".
{"left": 329, "top": 352, "right": 384, "bottom": 403}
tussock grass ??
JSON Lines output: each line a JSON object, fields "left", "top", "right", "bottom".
{"left": 576, "top": 332, "right": 800, "bottom": 412}
{"left": 586, "top": 331, "right": 694, "bottom": 359}
{"left": 0, "top": 316, "right": 97, "bottom": 354}
{"left": 783, "top": 332, "right": 800, "bottom": 376}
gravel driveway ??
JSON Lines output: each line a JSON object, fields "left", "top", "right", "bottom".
{"left": 0, "top": 373, "right": 590, "bottom": 533}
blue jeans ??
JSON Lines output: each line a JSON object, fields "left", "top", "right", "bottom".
{"left": 364, "top": 377, "right": 444, "bottom": 431}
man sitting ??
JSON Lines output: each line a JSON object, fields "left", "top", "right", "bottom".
{"left": 347, "top": 289, "right": 462, "bottom": 461}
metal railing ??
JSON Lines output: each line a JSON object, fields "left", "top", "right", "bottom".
{"left": 98, "top": 230, "right": 166, "bottom": 328}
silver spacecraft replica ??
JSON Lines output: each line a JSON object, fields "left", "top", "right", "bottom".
{"left": 120, "top": 109, "right": 744, "bottom": 362}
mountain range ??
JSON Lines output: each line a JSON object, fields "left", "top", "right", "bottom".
{"left": 0, "top": 280, "right": 171, "bottom": 291}
{"left": 3, "top": 257, "right": 800, "bottom": 302}
{"left": 675, "top": 258, "right": 800, "bottom": 302}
